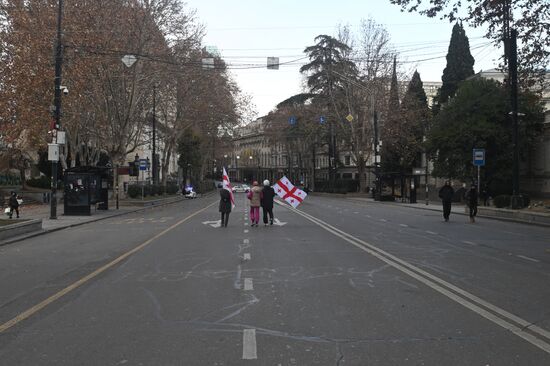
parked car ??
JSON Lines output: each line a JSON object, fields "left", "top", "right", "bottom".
{"left": 185, "top": 190, "right": 197, "bottom": 199}
{"left": 232, "top": 184, "right": 249, "bottom": 193}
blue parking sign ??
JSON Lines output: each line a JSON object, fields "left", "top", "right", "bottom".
{"left": 139, "top": 159, "right": 148, "bottom": 171}
{"left": 320, "top": 116, "right": 326, "bottom": 124}
{"left": 288, "top": 116, "right": 297, "bottom": 126}
{"left": 473, "top": 149, "right": 485, "bottom": 166}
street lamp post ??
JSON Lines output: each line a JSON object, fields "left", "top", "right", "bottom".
{"left": 236, "top": 155, "right": 240, "bottom": 181}
{"left": 50, "top": 0, "right": 64, "bottom": 220}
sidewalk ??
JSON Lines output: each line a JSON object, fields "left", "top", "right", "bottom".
{"left": 0, "top": 195, "right": 187, "bottom": 246}
{"left": 347, "top": 196, "right": 550, "bottom": 227}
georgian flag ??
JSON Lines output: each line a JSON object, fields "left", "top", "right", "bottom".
{"left": 222, "top": 167, "right": 235, "bottom": 209}
{"left": 273, "top": 176, "right": 307, "bottom": 208}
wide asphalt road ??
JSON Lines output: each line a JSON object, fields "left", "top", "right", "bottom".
{"left": 1, "top": 192, "right": 549, "bottom": 365}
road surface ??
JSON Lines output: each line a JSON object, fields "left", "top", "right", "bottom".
{"left": 1, "top": 193, "right": 549, "bottom": 365}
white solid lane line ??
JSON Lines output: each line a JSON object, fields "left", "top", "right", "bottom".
{"left": 280, "top": 203, "right": 550, "bottom": 354}
{"left": 244, "top": 278, "right": 253, "bottom": 291}
{"left": 242, "top": 329, "right": 257, "bottom": 359}
{"left": 517, "top": 255, "right": 540, "bottom": 263}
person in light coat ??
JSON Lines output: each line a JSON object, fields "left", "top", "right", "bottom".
{"left": 247, "top": 181, "right": 262, "bottom": 227}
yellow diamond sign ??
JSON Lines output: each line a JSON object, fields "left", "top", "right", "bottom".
{"left": 346, "top": 114, "right": 354, "bottom": 122}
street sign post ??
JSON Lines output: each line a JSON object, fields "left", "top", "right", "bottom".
{"left": 473, "top": 149, "right": 486, "bottom": 196}
{"left": 139, "top": 159, "right": 147, "bottom": 171}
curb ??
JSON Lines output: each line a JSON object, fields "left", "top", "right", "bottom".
{"left": 346, "top": 197, "right": 550, "bottom": 228}
{"left": 0, "top": 192, "right": 215, "bottom": 247}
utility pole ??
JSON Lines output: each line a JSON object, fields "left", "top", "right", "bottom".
{"left": 50, "top": 0, "right": 64, "bottom": 220}
{"left": 509, "top": 28, "right": 521, "bottom": 208}
{"left": 373, "top": 110, "right": 380, "bottom": 200}
{"left": 152, "top": 85, "right": 157, "bottom": 185}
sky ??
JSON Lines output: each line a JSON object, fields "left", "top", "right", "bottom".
{"left": 185, "top": 0, "right": 501, "bottom": 118}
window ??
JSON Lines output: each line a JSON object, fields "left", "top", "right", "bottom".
{"left": 345, "top": 155, "right": 351, "bottom": 166}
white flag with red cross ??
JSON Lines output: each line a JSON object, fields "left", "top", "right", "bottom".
{"left": 273, "top": 176, "right": 307, "bottom": 208}
{"left": 222, "top": 167, "right": 235, "bottom": 209}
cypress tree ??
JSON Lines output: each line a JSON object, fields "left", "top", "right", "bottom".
{"left": 382, "top": 56, "right": 401, "bottom": 172}
{"left": 438, "top": 23, "right": 475, "bottom": 107}
{"left": 387, "top": 56, "right": 400, "bottom": 112}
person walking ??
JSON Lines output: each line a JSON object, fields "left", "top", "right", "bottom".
{"left": 261, "top": 179, "right": 275, "bottom": 226}
{"left": 219, "top": 188, "right": 232, "bottom": 227}
{"left": 438, "top": 181, "right": 454, "bottom": 222}
{"left": 247, "top": 181, "right": 262, "bottom": 226}
{"left": 466, "top": 184, "right": 478, "bottom": 223}
{"left": 8, "top": 191, "right": 20, "bottom": 219}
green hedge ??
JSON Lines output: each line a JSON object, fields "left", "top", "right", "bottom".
{"left": 166, "top": 184, "right": 179, "bottom": 194}
{"left": 493, "top": 195, "right": 511, "bottom": 208}
{"left": 127, "top": 185, "right": 141, "bottom": 198}
{"left": 128, "top": 183, "right": 179, "bottom": 198}
{"left": 314, "top": 180, "right": 359, "bottom": 193}
{"left": 26, "top": 176, "right": 51, "bottom": 189}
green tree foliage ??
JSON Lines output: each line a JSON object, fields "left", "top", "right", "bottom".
{"left": 382, "top": 57, "right": 401, "bottom": 171}
{"left": 385, "top": 71, "right": 430, "bottom": 172}
{"left": 300, "top": 35, "right": 356, "bottom": 97}
{"left": 177, "top": 129, "right": 202, "bottom": 182}
{"left": 428, "top": 78, "right": 544, "bottom": 186}
{"left": 437, "top": 23, "right": 475, "bottom": 107}
{"left": 388, "top": 0, "right": 549, "bottom": 84}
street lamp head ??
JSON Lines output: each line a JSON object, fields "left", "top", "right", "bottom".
{"left": 249, "top": 156, "right": 253, "bottom": 160}
{"left": 224, "top": 154, "right": 228, "bottom": 158}
{"left": 236, "top": 155, "right": 240, "bottom": 159}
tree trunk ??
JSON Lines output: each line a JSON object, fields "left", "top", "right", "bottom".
{"left": 357, "top": 156, "right": 367, "bottom": 193}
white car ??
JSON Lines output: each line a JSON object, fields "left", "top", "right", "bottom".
{"left": 232, "top": 185, "right": 249, "bottom": 193}
{"left": 185, "top": 190, "right": 197, "bottom": 199}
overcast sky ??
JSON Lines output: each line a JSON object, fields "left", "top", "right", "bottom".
{"left": 185, "top": 0, "right": 501, "bottom": 117}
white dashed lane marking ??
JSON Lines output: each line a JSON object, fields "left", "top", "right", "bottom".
{"left": 517, "top": 255, "right": 540, "bottom": 263}
{"left": 400, "top": 224, "right": 408, "bottom": 228}
{"left": 243, "top": 253, "right": 251, "bottom": 261}
{"left": 242, "top": 329, "right": 257, "bottom": 359}
{"left": 463, "top": 240, "right": 477, "bottom": 246}
{"left": 426, "top": 230, "right": 438, "bottom": 235}
{"left": 244, "top": 278, "right": 254, "bottom": 291}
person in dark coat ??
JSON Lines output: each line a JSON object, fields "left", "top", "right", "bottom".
{"left": 219, "top": 188, "right": 232, "bottom": 227}
{"left": 438, "top": 181, "right": 454, "bottom": 222}
{"left": 466, "top": 184, "right": 478, "bottom": 223}
{"left": 8, "top": 191, "right": 20, "bottom": 219}
{"left": 261, "top": 180, "right": 275, "bottom": 226}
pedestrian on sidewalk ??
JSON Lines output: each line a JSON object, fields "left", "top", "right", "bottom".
{"left": 247, "top": 181, "right": 262, "bottom": 227}
{"left": 466, "top": 184, "right": 478, "bottom": 223}
{"left": 481, "top": 184, "right": 490, "bottom": 206}
{"left": 219, "top": 188, "right": 232, "bottom": 227}
{"left": 8, "top": 191, "right": 20, "bottom": 219}
{"left": 438, "top": 181, "right": 454, "bottom": 222}
{"left": 261, "top": 179, "right": 275, "bottom": 226}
